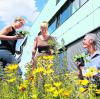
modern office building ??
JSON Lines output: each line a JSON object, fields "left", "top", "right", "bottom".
{"left": 29, "top": 0, "right": 100, "bottom": 70}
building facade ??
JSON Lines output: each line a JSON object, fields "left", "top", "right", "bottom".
{"left": 30, "top": 0, "right": 100, "bottom": 70}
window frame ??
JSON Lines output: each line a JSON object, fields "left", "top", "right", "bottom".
{"left": 56, "top": 0, "right": 61, "bottom": 5}
{"left": 49, "top": 0, "right": 89, "bottom": 34}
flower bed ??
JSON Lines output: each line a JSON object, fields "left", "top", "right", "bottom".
{"left": 0, "top": 55, "right": 100, "bottom": 99}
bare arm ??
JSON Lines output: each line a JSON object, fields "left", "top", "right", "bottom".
{"left": 0, "top": 26, "right": 23, "bottom": 40}
{"left": 32, "top": 38, "right": 38, "bottom": 59}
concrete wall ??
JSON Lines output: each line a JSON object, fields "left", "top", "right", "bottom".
{"left": 29, "top": 0, "right": 100, "bottom": 48}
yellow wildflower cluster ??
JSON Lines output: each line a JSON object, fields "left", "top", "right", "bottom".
{"left": 32, "top": 67, "right": 45, "bottom": 74}
{"left": 77, "top": 79, "right": 89, "bottom": 85}
{"left": 4, "top": 64, "right": 18, "bottom": 72}
{"left": 7, "top": 78, "right": 16, "bottom": 83}
{"left": 53, "top": 88, "right": 64, "bottom": 97}
{"left": 54, "top": 82, "right": 62, "bottom": 87}
{"left": 46, "top": 86, "right": 56, "bottom": 92}
{"left": 62, "top": 90, "right": 71, "bottom": 97}
{"left": 19, "top": 84, "right": 27, "bottom": 92}
{"left": 18, "top": 80, "right": 28, "bottom": 92}
{"left": 43, "top": 55, "right": 54, "bottom": 60}
{"left": 79, "top": 87, "right": 87, "bottom": 93}
{"left": 84, "top": 67, "right": 97, "bottom": 77}
{"left": 31, "top": 94, "right": 38, "bottom": 99}
{"left": 44, "top": 83, "right": 52, "bottom": 88}
{"left": 45, "top": 83, "right": 71, "bottom": 97}
{"left": 95, "top": 89, "right": 100, "bottom": 94}
{"left": 36, "top": 55, "right": 54, "bottom": 67}
{"left": 44, "top": 68, "right": 54, "bottom": 75}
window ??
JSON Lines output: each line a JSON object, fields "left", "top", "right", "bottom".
{"left": 48, "top": 18, "right": 57, "bottom": 34}
{"left": 56, "top": 15, "right": 60, "bottom": 28}
{"left": 56, "top": 0, "right": 61, "bottom": 5}
{"left": 80, "top": 0, "right": 88, "bottom": 6}
{"left": 71, "top": 0, "right": 88, "bottom": 13}
{"left": 60, "top": 3, "right": 72, "bottom": 25}
{"left": 48, "top": 0, "right": 88, "bottom": 34}
{"left": 72, "top": 0, "right": 80, "bottom": 13}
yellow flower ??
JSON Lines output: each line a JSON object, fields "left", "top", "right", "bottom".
{"left": 54, "top": 82, "right": 62, "bottom": 87}
{"left": 19, "top": 83, "right": 27, "bottom": 92}
{"left": 36, "top": 67, "right": 45, "bottom": 72}
{"left": 95, "top": 89, "right": 100, "bottom": 94}
{"left": 44, "top": 83, "right": 52, "bottom": 88}
{"left": 79, "top": 87, "right": 87, "bottom": 93}
{"left": 31, "top": 94, "right": 37, "bottom": 99}
{"left": 33, "top": 67, "right": 45, "bottom": 74}
{"left": 58, "top": 88, "right": 64, "bottom": 94}
{"left": 81, "top": 80, "right": 89, "bottom": 85}
{"left": 62, "top": 90, "right": 71, "bottom": 97}
{"left": 6, "top": 74, "right": 13, "bottom": 77}
{"left": 47, "top": 64, "right": 53, "bottom": 68}
{"left": 77, "top": 80, "right": 82, "bottom": 84}
{"left": 7, "top": 78, "right": 16, "bottom": 83}
{"left": 85, "top": 67, "right": 97, "bottom": 77}
{"left": 52, "top": 88, "right": 64, "bottom": 97}
{"left": 28, "top": 75, "right": 34, "bottom": 80}
{"left": 92, "top": 84, "right": 97, "bottom": 88}
{"left": 43, "top": 55, "right": 54, "bottom": 60}
{"left": 4, "top": 64, "right": 18, "bottom": 72}
{"left": 77, "top": 80, "right": 89, "bottom": 85}
{"left": 53, "top": 90, "right": 59, "bottom": 97}
{"left": 85, "top": 72, "right": 93, "bottom": 77}
{"left": 65, "top": 73, "right": 69, "bottom": 77}
{"left": 23, "top": 80, "right": 28, "bottom": 85}
{"left": 44, "top": 69, "right": 54, "bottom": 74}
{"left": 42, "top": 56, "right": 49, "bottom": 59}
{"left": 89, "top": 67, "right": 97, "bottom": 73}
{"left": 46, "top": 87, "right": 56, "bottom": 92}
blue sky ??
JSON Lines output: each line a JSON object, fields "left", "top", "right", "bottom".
{"left": 0, "top": 0, "right": 48, "bottom": 55}
{"left": 0, "top": 0, "right": 48, "bottom": 30}
{"left": 36, "top": 0, "right": 48, "bottom": 11}
{"left": 0, "top": 0, "right": 48, "bottom": 76}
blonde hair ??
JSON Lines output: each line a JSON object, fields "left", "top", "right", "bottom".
{"left": 14, "top": 17, "right": 25, "bottom": 23}
{"left": 40, "top": 21, "right": 48, "bottom": 28}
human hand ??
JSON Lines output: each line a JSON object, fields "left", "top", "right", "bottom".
{"left": 15, "top": 34, "right": 24, "bottom": 39}
{"left": 75, "top": 61, "right": 82, "bottom": 70}
{"left": 17, "top": 30, "right": 30, "bottom": 37}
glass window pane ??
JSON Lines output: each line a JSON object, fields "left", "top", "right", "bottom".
{"left": 72, "top": 0, "right": 80, "bottom": 13}
{"left": 60, "top": 5, "right": 71, "bottom": 24}
{"left": 48, "top": 19, "right": 56, "bottom": 34}
{"left": 80, "top": 0, "right": 88, "bottom": 6}
{"left": 56, "top": 0, "right": 60, "bottom": 4}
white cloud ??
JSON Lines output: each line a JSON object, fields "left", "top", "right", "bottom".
{"left": 0, "top": 0, "right": 40, "bottom": 75}
{"left": 0, "top": 0, "right": 39, "bottom": 25}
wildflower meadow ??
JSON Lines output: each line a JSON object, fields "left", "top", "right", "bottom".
{"left": 0, "top": 54, "right": 100, "bottom": 99}
{"left": 0, "top": 41, "right": 100, "bottom": 99}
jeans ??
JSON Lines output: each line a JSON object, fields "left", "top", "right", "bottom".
{"left": 0, "top": 49, "right": 22, "bottom": 75}
{"left": 0, "top": 49, "right": 17, "bottom": 64}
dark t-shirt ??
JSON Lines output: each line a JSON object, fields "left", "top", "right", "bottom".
{"left": 0, "top": 27, "right": 17, "bottom": 54}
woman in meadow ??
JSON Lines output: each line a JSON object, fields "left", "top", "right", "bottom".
{"left": 32, "top": 21, "right": 55, "bottom": 67}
